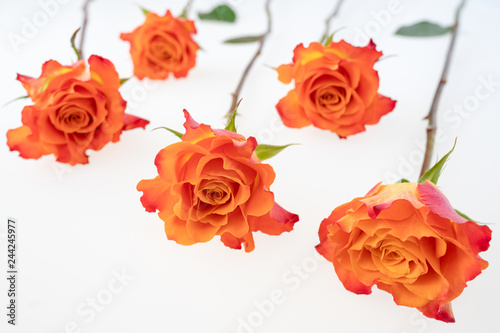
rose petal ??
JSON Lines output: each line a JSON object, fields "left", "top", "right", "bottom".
{"left": 276, "top": 90, "right": 311, "bottom": 128}
{"left": 6, "top": 126, "right": 46, "bottom": 159}
{"left": 137, "top": 176, "right": 171, "bottom": 213}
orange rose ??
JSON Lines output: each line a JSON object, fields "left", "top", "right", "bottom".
{"left": 276, "top": 40, "right": 396, "bottom": 137}
{"left": 7, "top": 55, "right": 149, "bottom": 165}
{"left": 316, "top": 181, "right": 491, "bottom": 322}
{"left": 137, "top": 111, "right": 299, "bottom": 252}
{"left": 120, "top": 10, "right": 199, "bottom": 80}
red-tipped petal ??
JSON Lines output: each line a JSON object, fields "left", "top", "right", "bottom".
{"left": 122, "top": 113, "right": 149, "bottom": 131}
{"left": 220, "top": 231, "right": 255, "bottom": 253}
{"left": 251, "top": 202, "right": 299, "bottom": 236}
{"left": 335, "top": 261, "right": 373, "bottom": 295}
{"left": 419, "top": 301, "right": 455, "bottom": 323}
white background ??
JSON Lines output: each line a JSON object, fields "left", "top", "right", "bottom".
{"left": 0, "top": 0, "right": 499, "bottom": 332}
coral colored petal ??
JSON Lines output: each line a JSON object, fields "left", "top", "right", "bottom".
{"left": 294, "top": 42, "right": 325, "bottom": 64}
{"left": 363, "top": 94, "right": 396, "bottom": 125}
{"left": 405, "top": 268, "right": 449, "bottom": 301}
{"left": 276, "top": 64, "right": 294, "bottom": 84}
{"left": 252, "top": 202, "right": 299, "bottom": 235}
{"left": 418, "top": 181, "right": 468, "bottom": 224}
{"left": 242, "top": 185, "right": 274, "bottom": 218}
{"left": 420, "top": 181, "right": 491, "bottom": 253}
{"left": 88, "top": 55, "right": 121, "bottom": 89}
{"left": 460, "top": 222, "right": 492, "bottom": 254}
{"left": 6, "top": 126, "right": 47, "bottom": 159}
{"left": 332, "top": 123, "right": 366, "bottom": 138}
{"left": 418, "top": 301, "right": 456, "bottom": 323}
{"left": 16, "top": 74, "right": 38, "bottom": 99}
{"left": 217, "top": 208, "right": 249, "bottom": 238}
{"left": 376, "top": 282, "right": 429, "bottom": 308}
{"left": 182, "top": 19, "right": 197, "bottom": 34}
{"left": 270, "top": 202, "right": 299, "bottom": 225}
{"left": 155, "top": 141, "right": 208, "bottom": 183}
{"left": 334, "top": 261, "right": 373, "bottom": 295}
{"left": 220, "top": 232, "right": 242, "bottom": 250}
{"left": 17, "top": 59, "right": 73, "bottom": 100}
{"left": 330, "top": 40, "right": 383, "bottom": 66}
{"left": 186, "top": 220, "right": 220, "bottom": 243}
{"left": 137, "top": 176, "right": 170, "bottom": 213}
{"left": 360, "top": 183, "right": 423, "bottom": 219}
{"left": 182, "top": 110, "right": 216, "bottom": 143}
{"left": 276, "top": 90, "right": 311, "bottom": 128}
{"left": 220, "top": 231, "right": 255, "bottom": 253}
{"left": 316, "top": 217, "right": 339, "bottom": 262}
{"left": 164, "top": 215, "right": 196, "bottom": 245}
{"left": 122, "top": 113, "right": 150, "bottom": 131}
{"left": 119, "top": 32, "right": 133, "bottom": 42}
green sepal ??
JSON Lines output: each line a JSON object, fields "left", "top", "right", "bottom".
{"left": 322, "top": 27, "right": 346, "bottom": 46}
{"left": 418, "top": 138, "right": 457, "bottom": 185}
{"left": 152, "top": 126, "right": 183, "bottom": 140}
{"left": 455, "top": 209, "right": 475, "bottom": 222}
{"left": 397, "top": 178, "right": 410, "bottom": 183}
{"left": 224, "top": 35, "right": 262, "bottom": 44}
{"left": 225, "top": 109, "right": 237, "bottom": 133}
{"left": 395, "top": 21, "right": 452, "bottom": 37}
{"left": 120, "top": 77, "right": 132, "bottom": 86}
{"left": 254, "top": 144, "right": 298, "bottom": 161}
{"left": 198, "top": 5, "right": 236, "bottom": 22}
{"left": 70, "top": 27, "right": 81, "bottom": 60}
{"left": 3, "top": 95, "right": 29, "bottom": 107}
{"left": 141, "top": 7, "right": 151, "bottom": 16}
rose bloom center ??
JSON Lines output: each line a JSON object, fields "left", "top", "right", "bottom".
{"left": 56, "top": 105, "right": 91, "bottom": 133}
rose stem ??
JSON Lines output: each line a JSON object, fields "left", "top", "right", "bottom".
{"left": 319, "top": 0, "right": 345, "bottom": 44}
{"left": 180, "top": 0, "right": 194, "bottom": 19}
{"left": 226, "top": 0, "right": 272, "bottom": 121}
{"left": 78, "top": 0, "right": 93, "bottom": 60}
{"left": 419, "top": 0, "right": 467, "bottom": 177}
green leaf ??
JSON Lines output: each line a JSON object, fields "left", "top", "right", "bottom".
{"left": 3, "top": 95, "right": 29, "bottom": 107}
{"left": 198, "top": 5, "right": 236, "bottom": 22}
{"left": 152, "top": 126, "right": 183, "bottom": 140}
{"left": 70, "top": 27, "right": 81, "bottom": 60}
{"left": 418, "top": 138, "right": 457, "bottom": 185}
{"left": 397, "top": 178, "right": 410, "bottom": 183}
{"left": 120, "top": 77, "right": 132, "bottom": 86}
{"left": 395, "top": 21, "right": 452, "bottom": 37}
{"left": 141, "top": 7, "right": 151, "bottom": 16}
{"left": 224, "top": 35, "right": 262, "bottom": 44}
{"left": 254, "top": 144, "right": 298, "bottom": 161}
